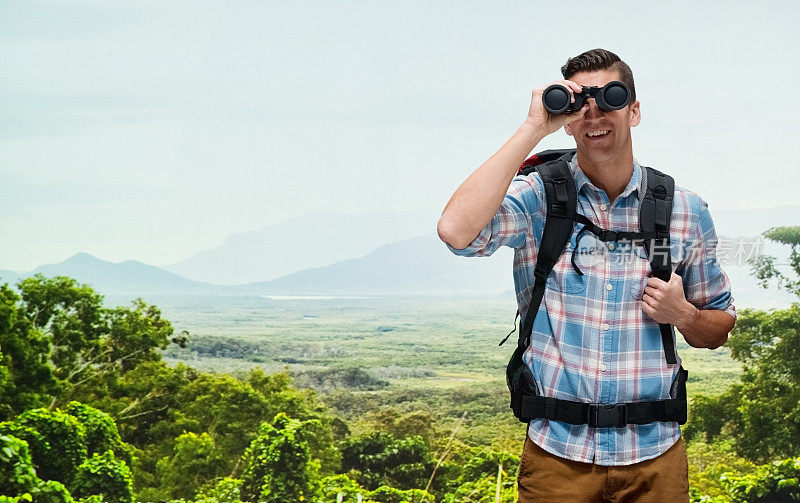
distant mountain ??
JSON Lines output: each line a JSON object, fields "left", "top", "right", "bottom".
{"left": 1, "top": 253, "right": 221, "bottom": 296}
{"left": 163, "top": 210, "right": 441, "bottom": 285}
{"left": 2, "top": 205, "right": 797, "bottom": 306}
{"left": 228, "top": 234, "right": 514, "bottom": 296}
{"left": 162, "top": 205, "right": 798, "bottom": 287}
{"left": 229, "top": 232, "right": 796, "bottom": 309}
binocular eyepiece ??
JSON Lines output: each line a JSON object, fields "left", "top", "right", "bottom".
{"left": 542, "top": 81, "right": 631, "bottom": 114}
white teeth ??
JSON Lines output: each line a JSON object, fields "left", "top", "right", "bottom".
{"left": 587, "top": 130, "right": 609, "bottom": 137}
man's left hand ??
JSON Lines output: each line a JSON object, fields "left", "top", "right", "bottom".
{"left": 641, "top": 272, "right": 698, "bottom": 329}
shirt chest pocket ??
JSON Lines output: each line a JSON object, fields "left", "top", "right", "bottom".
{"left": 629, "top": 241, "right": 685, "bottom": 300}
{"left": 544, "top": 235, "right": 588, "bottom": 294}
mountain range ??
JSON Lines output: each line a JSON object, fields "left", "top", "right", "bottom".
{"left": 2, "top": 207, "right": 798, "bottom": 309}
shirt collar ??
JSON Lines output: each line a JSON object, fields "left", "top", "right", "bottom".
{"left": 568, "top": 153, "right": 642, "bottom": 200}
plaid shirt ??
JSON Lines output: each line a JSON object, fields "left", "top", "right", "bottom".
{"left": 447, "top": 153, "right": 736, "bottom": 465}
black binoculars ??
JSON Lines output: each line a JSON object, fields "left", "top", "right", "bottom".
{"left": 542, "top": 81, "right": 631, "bottom": 114}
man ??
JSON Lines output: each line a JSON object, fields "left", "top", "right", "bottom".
{"left": 436, "top": 49, "right": 736, "bottom": 502}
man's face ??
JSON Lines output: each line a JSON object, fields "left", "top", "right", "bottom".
{"left": 563, "top": 68, "right": 641, "bottom": 161}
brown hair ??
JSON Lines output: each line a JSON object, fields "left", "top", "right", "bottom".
{"left": 561, "top": 48, "right": 636, "bottom": 103}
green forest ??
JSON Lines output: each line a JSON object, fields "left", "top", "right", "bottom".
{"left": 0, "top": 226, "right": 799, "bottom": 503}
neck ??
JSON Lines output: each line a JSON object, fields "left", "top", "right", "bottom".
{"left": 575, "top": 147, "right": 634, "bottom": 203}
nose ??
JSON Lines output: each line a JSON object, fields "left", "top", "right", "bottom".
{"left": 584, "top": 98, "right": 604, "bottom": 118}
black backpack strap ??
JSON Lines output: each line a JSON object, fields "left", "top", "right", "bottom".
{"left": 516, "top": 154, "right": 577, "bottom": 350}
{"left": 639, "top": 166, "right": 677, "bottom": 364}
{"left": 518, "top": 365, "right": 688, "bottom": 427}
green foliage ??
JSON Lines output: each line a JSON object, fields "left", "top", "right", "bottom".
{"left": 685, "top": 393, "right": 739, "bottom": 444}
{"left": 105, "top": 298, "right": 175, "bottom": 373}
{"left": 689, "top": 303, "right": 800, "bottom": 462}
{"left": 339, "top": 431, "right": 435, "bottom": 491}
{"left": 319, "top": 474, "right": 370, "bottom": 503}
{"left": 0, "top": 434, "right": 76, "bottom": 503}
{"left": 70, "top": 450, "right": 133, "bottom": 503}
{"left": 441, "top": 475, "right": 515, "bottom": 503}
{"left": 0, "top": 434, "right": 39, "bottom": 495}
{"left": 0, "top": 404, "right": 135, "bottom": 503}
{"left": 0, "top": 284, "right": 57, "bottom": 418}
{"left": 436, "top": 447, "right": 518, "bottom": 503}
{"left": 62, "top": 402, "right": 133, "bottom": 468}
{"left": 686, "top": 438, "right": 756, "bottom": 500}
{"left": 25, "top": 480, "right": 73, "bottom": 503}
{"left": 720, "top": 457, "right": 800, "bottom": 502}
{"left": 193, "top": 477, "right": 244, "bottom": 503}
{"left": 294, "top": 367, "right": 389, "bottom": 392}
{"left": 750, "top": 226, "right": 800, "bottom": 297}
{"left": 156, "top": 432, "right": 227, "bottom": 500}
{"left": 368, "top": 485, "right": 434, "bottom": 503}
{"left": 240, "top": 412, "right": 322, "bottom": 503}
{"left": 11, "top": 275, "right": 183, "bottom": 407}
{"left": 0, "top": 409, "right": 87, "bottom": 485}
{"left": 15, "top": 275, "right": 107, "bottom": 384}
{"left": 687, "top": 230, "right": 800, "bottom": 463}
{"left": 77, "top": 360, "right": 338, "bottom": 500}
{"left": 353, "top": 406, "right": 439, "bottom": 448}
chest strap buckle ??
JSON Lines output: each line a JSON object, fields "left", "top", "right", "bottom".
{"left": 588, "top": 403, "right": 628, "bottom": 428}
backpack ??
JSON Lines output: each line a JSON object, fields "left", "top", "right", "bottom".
{"left": 503, "top": 148, "right": 688, "bottom": 428}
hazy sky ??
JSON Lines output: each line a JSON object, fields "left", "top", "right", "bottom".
{"left": 2, "top": 0, "right": 799, "bottom": 271}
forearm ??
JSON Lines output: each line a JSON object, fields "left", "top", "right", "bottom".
{"left": 437, "top": 121, "right": 546, "bottom": 249}
{"left": 675, "top": 303, "right": 735, "bottom": 350}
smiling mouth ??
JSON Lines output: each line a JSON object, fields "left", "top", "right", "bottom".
{"left": 586, "top": 130, "right": 610, "bottom": 138}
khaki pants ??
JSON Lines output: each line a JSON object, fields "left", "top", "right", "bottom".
{"left": 516, "top": 434, "right": 689, "bottom": 503}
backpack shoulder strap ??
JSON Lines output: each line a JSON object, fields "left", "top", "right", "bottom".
{"left": 516, "top": 153, "right": 577, "bottom": 349}
{"left": 639, "top": 165, "right": 678, "bottom": 364}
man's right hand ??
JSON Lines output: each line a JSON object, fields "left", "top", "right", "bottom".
{"left": 438, "top": 79, "right": 589, "bottom": 250}
{"left": 525, "top": 79, "right": 589, "bottom": 136}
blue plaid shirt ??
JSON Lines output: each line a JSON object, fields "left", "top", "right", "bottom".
{"left": 447, "top": 153, "right": 735, "bottom": 465}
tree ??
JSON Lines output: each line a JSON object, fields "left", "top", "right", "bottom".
{"left": 0, "top": 275, "right": 187, "bottom": 414}
{"left": 0, "top": 284, "right": 57, "bottom": 418}
{"left": 15, "top": 275, "right": 107, "bottom": 392}
{"left": 0, "top": 408, "right": 87, "bottom": 485}
{"left": 63, "top": 402, "right": 134, "bottom": 468}
{"left": 156, "top": 432, "right": 227, "bottom": 500}
{"left": 339, "top": 431, "right": 435, "bottom": 491}
{"left": 71, "top": 450, "right": 134, "bottom": 503}
{"left": 0, "top": 434, "right": 40, "bottom": 496}
{"left": 750, "top": 226, "right": 800, "bottom": 297}
{"left": 720, "top": 457, "right": 800, "bottom": 502}
{"left": 240, "top": 413, "right": 322, "bottom": 503}
{"left": 686, "top": 226, "right": 800, "bottom": 462}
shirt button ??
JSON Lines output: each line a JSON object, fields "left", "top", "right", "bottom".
{"left": 600, "top": 203, "right": 608, "bottom": 211}
{"left": 600, "top": 363, "right": 607, "bottom": 372}
{"left": 606, "top": 283, "right": 613, "bottom": 291}
{"left": 608, "top": 243, "right": 615, "bottom": 250}
{"left": 602, "top": 323, "right": 610, "bottom": 331}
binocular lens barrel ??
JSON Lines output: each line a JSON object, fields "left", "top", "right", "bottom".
{"left": 542, "top": 81, "right": 630, "bottom": 114}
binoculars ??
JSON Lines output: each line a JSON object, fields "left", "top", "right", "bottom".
{"left": 542, "top": 80, "right": 631, "bottom": 114}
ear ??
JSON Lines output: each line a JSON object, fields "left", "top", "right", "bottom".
{"left": 564, "top": 123, "right": 574, "bottom": 136}
{"left": 629, "top": 100, "right": 641, "bottom": 127}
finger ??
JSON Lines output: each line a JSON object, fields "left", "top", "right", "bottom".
{"left": 644, "top": 286, "right": 662, "bottom": 299}
{"left": 642, "top": 293, "right": 657, "bottom": 308}
{"left": 647, "top": 277, "right": 666, "bottom": 288}
{"left": 562, "top": 79, "right": 583, "bottom": 95}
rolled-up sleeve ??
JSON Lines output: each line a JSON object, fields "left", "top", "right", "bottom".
{"left": 446, "top": 173, "right": 545, "bottom": 257}
{"left": 680, "top": 196, "right": 736, "bottom": 320}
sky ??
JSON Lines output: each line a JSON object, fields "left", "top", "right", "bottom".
{"left": 2, "top": 0, "right": 799, "bottom": 272}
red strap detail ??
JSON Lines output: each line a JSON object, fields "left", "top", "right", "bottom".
{"left": 519, "top": 153, "right": 540, "bottom": 173}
